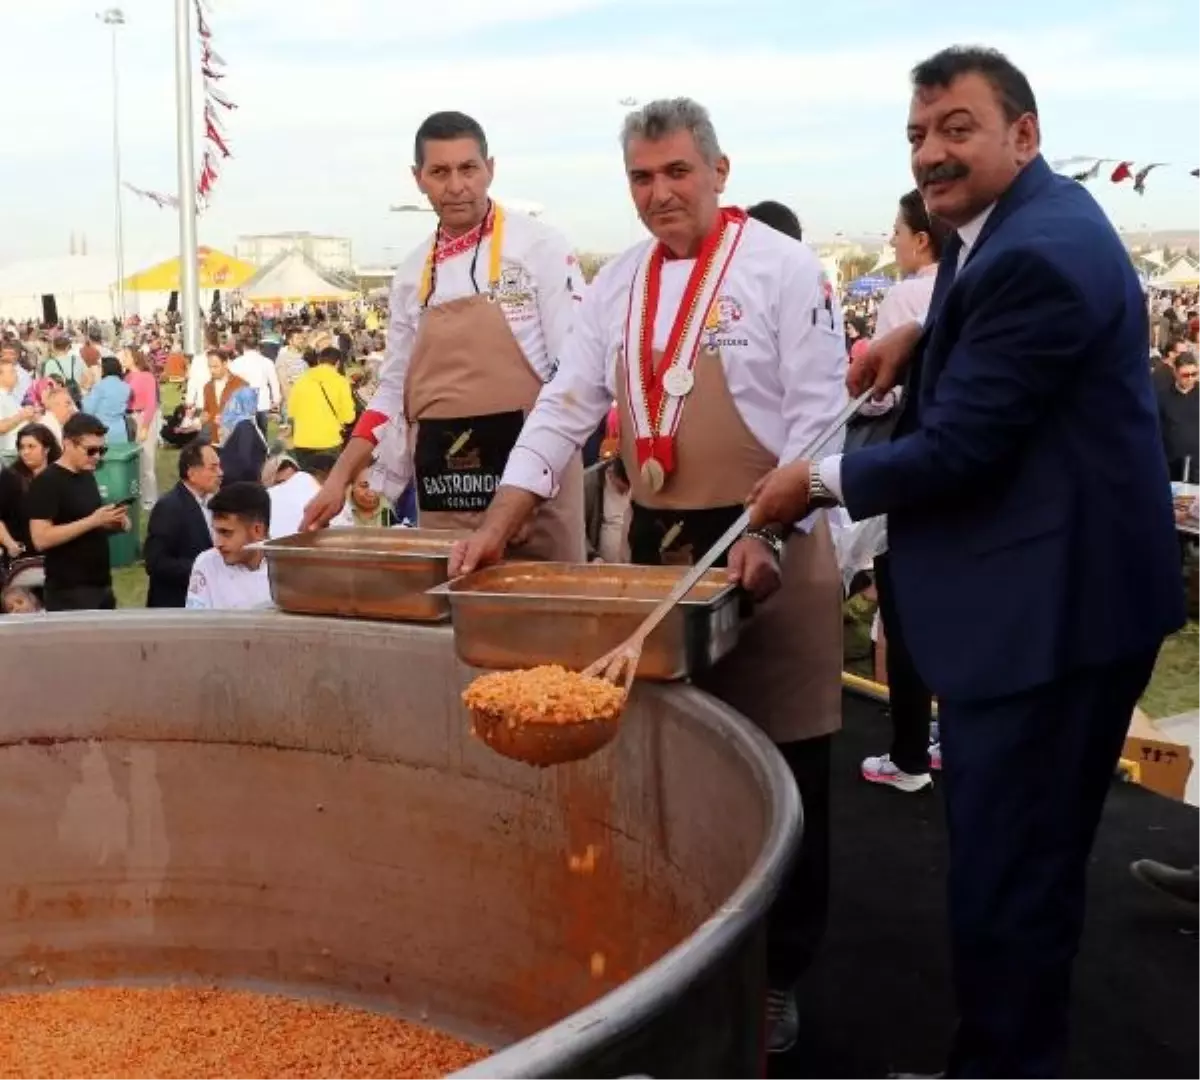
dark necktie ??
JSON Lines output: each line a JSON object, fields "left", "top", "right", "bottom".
{"left": 897, "top": 231, "right": 963, "bottom": 430}
{"left": 926, "top": 231, "right": 964, "bottom": 325}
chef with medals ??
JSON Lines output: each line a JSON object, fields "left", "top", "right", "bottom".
{"left": 450, "top": 98, "right": 848, "bottom": 1055}
{"left": 300, "top": 110, "right": 587, "bottom": 563}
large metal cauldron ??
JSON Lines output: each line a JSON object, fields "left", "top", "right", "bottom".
{"left": 0, "top": 613, "right": 800, "bottom": 1077}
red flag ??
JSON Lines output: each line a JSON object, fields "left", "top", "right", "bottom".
{"left": 208, "top": 87, "right": 237, "bottom": 110}
{"left": 205, "top": 118, "right": 231, "bottom": 158}
{"left": 201, "top": 64, "right": 224, "bottom": 80}
{"left": 1110, "top": 161, "right": 1133, "bottom": 183}
{"left": 204, "top": 101, "right": 226, "bottom": 134}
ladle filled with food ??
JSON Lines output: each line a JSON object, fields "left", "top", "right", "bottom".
{"left": 460, "top": 391, "right": 871, "bottom": 767}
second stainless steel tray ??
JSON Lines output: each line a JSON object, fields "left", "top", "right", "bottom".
{"left": 431, "top": 561, "right": 742, "bottom": 681}
{"left": 264, "top": 527, "right": 469, "bottom": 622}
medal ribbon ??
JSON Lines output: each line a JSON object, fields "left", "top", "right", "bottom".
{"left": 624, "top": 206, "right": 747, "bottom": 474}
{"left": 419, "top": 202, "right": 506, "bottom": 306}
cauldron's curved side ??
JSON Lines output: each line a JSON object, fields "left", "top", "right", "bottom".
{"left": 0, "top": 612, "right": 800, "bottom": 1078}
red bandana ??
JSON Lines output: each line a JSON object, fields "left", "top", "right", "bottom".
{"left": 434, "top": 205, "right": 495, "bottom": 264}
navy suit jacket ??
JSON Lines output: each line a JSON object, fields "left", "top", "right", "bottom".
{"left": 143, "top": 482, "right": 213, "bottom": 608}
{"left": 841, "top": 156, "right": 1185, "bottom": 702}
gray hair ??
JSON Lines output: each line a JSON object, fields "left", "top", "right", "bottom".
{"left": 620, "top": 97, "right": 723, "bottom": 164}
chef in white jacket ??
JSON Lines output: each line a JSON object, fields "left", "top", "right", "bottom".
{"left": 300, "top": 110, "right": 586, "bottom": 562}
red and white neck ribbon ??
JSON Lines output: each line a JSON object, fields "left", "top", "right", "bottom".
{"left": 622, "top": 206, "right": 747, "bottom": 476}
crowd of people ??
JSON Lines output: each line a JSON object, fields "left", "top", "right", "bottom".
{"left": 0, "top": 42, "right": 1196, "bottom": 1078}
{"left": 0, "top": 304, "right": 410, "bottom": 615}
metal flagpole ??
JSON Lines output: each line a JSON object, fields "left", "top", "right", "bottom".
{"left": 174, "top": 0, "right": 202, "bottom": 357}
{"left": 99, "top": 8, "right": 127, "bottom": 323}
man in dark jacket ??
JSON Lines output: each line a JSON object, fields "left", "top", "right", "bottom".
{"left": 143, "top": 439, "right": 221, "bottom": 607}
{"left": 748, "top": 46, "right": 1184, "bottom": 1077}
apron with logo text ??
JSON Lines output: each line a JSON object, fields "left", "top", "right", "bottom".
{"left": 617, "top": 346, "right": 842, "bottom": 744}
{"left": 404, "top": 293, "right": 585, "bottom": 562}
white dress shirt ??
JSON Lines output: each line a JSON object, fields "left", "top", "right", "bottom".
{"left": 231, "top": 348, "right": 282, "bottom": 412}
{"left": 364, "top": 209, "right": 585, "bottom": 443}
{"left": 502, "top": 218, "right": 848, "bottom": 499}
{"left": 874, "top": 264, "right": 938, "bottom": 339}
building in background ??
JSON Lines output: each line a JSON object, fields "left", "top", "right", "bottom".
{"left": 235, "top": 232, "right": 352, "bottom": 273}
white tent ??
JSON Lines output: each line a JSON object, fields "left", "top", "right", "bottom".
{"left": 0, "top": 255, "right": 116, "bottom": 321}
{"left": 1150, "top": 257, "right": 1200, "bottom": 290}
{"left": 241, "top": 249, "right": 358, "bottom": 306}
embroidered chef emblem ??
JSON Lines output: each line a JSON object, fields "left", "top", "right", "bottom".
{"left": 701, "top": 294, "right": 749, "bottom": 350}
{"left": 495, "top": 263, "right": 538, "bottom": 323}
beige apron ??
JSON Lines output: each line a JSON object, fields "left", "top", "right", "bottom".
{"left": 404, "top": 293, "right": 585, "bottom": 563}
{"left": 617, "top": 347, "right": 842, "bottom": 744}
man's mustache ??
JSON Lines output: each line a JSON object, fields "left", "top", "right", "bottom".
{"left": 919, "top": 162, "right": 970, "bottom": 186}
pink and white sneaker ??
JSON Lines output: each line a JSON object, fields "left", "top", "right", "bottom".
{"left": 929, "top": 741, "right": 942, "bottom": 771}
{"left": 861, "top": 753, "right": 933, "bottom": 792}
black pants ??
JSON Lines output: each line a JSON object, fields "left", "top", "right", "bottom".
{"left": 44, "top": 583, "right": 116, "bottom": 612}
{"left": 767, "top": 734, "right": 832, "bottom": 990}
{"left": 875, "top": 553, "right": 934, "bottom": 774}
{"left": 940, "top": 648, "right": 1159, "bottom": 1078}
{"left": 293, "top": 447, "right": 340, "bottom": 472}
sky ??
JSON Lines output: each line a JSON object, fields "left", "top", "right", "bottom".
{"left": 1, "top": 0, "right": 1197, "bottom": 271}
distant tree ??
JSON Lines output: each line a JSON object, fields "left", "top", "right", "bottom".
{"left": 839, "top": 253, "right": 878, "bottom": 284}
{"left": 1162, "top": 245, "right": 1175, "bottom": 263}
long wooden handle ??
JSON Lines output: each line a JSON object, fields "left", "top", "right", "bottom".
{"left": 627, "top": 390, "right": 872, "bottom": 646}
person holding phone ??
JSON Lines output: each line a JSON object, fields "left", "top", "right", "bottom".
{"left": 26, "top": 412, "right": 130, "bottom": 611}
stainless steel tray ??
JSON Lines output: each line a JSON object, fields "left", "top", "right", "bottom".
{"left": 263, "top": 527, "right": 469, "bottom": 622}
{"left": 430, "top": 562, "right": 742, "bottom": 681}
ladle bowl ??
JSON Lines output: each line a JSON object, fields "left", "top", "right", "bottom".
{"left": 469, "top": 705, "right": 622, "bottom": 767}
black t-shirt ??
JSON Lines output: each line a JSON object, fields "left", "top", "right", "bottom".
{"left": 1159, "top": 387, "right": 1200, "bottom": 471}
{"left": 0, "top": 465, "right": 29, "bottom": 549}
{"left": 26, "top": 464, "right": 111, "bottom": 589}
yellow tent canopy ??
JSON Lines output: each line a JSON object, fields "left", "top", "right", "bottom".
{"left": 123, "top": 246, "right": 257, "bottom": 292}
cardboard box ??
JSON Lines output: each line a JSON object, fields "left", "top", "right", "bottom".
{"left": 1122, "top": 708, "right": 1196, "bottom": 801}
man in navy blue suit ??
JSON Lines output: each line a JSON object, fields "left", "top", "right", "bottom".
{"left": 749, "top": 46, "right": 1185, "bottom": 1077}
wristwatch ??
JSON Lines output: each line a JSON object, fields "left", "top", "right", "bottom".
{"left": 744, "top": 527, "right": 785, "bottom": 562}
{"left": 808, "top": 465, "right": 839, "bottom": 510}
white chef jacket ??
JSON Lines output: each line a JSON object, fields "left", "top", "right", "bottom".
{"left": 358, "top": 208, "right": 584, "bottom": 495}
{"left": 185, "top": 547, "right": 273, "bottom": 611}
{"left": 502, "top": 217, "right": 848, "bottom": 502}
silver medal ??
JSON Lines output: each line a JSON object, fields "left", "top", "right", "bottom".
{"left": 662, "top": 365, "right": 695, "bottom": 398}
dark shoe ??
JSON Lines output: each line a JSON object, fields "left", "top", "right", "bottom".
{"left": 765, "top": 987, "right": 798, "bottom": 1054}
{"left": 1131, "top": 859, "right": 1199, "bottom": 907}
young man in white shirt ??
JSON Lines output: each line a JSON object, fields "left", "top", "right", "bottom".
{"left": 230, "top": 332, "right": 282, "bottom": 435}
{"left": 186, "top": 481, "right": 274, "bottom": 611}
{"left": 299, "top": 110, "right": 587, "bottom": 563}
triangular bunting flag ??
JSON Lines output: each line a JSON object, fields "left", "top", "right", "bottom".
{"left": 1133, "top": 163, "right": 1167, "bottom": 195}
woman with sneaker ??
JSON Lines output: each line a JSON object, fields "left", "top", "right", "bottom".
{"left": 851, "top": 190, "right": 950, "bottom": 792}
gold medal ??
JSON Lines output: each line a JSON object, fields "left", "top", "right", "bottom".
{"left": 641, "top": 458, "right": 666, "bottom": 493}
